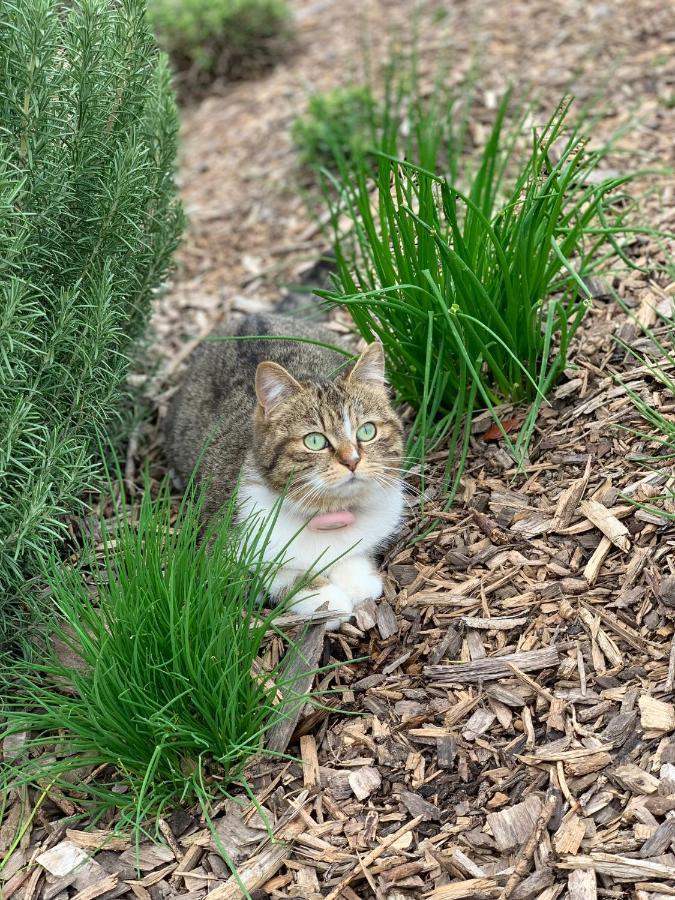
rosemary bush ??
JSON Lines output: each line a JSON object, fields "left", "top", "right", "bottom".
{"left": 0, "top": 0, "right": 183, "bottom": 640}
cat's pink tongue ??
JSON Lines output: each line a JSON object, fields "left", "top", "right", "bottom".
{"left": 308, "top": 510, "right": 356, "bottom": 532}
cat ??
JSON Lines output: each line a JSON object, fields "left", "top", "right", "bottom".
{"left": 165, "top": 313, "right": 405, "bottom": 629}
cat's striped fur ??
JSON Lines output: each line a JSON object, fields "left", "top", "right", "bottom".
{"left": 166, "top": 313, "right": 405, "bottom": 627}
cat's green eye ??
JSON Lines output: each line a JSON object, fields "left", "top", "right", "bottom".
{"left": 356, "top": 422, "right": 377, "bottom": 442}
{"left": 304, "top": 432, "right": 329, "bottom": 451}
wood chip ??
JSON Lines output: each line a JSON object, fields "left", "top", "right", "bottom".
{"left": 510, "top": 868, "right": 554, "bottom": 899}
{"left": 0, "top": 804, "right": 22, "bottom": 854}
{"left": 36, "top": 842, "right": 107, "bottom": 893}
{"left": 205, "top": 843, "right": 292, "bottom": 900}
{"left": 425, "top": 647, "right": 560, "bottom": 683}
{"left": 459, "top": 615, "right": 528, "bottom": 631}
{"left": 558, "top": 853, "right": 675, "bottom": 882}
{"left": 485, "top": 794, "right": 543, "bottom": 851}
{"left": 376, "top": 601, "right": 398, "bottom": 639}
{"left": 428, "top": 879, "right": 499, "bottom": 899}
{"left": 568, "top": 868, "right": 597, "bottom": 900}
{"left": 578, "top": 500, "right": 631, "bottom": 552}
{"left": 552, "top": 458, "right": 592, "bottom": 529}
{"left": 66, "top": 830, "right": 130, "bottom": 853}
{"left": 565, "top": 751, "right": 612, "bottom": 776}
{"left": 300, "top": 734, "right": 321, "bottom": 791}
{"left": 126, "top": 862, "right": 177, "bottom": 888}
{"left": 639, "top": 695, "right": 675, "bottom": 732}
{"left": 266, "top": 625, "right": 325, "bottom": 754}
{"left": 613, "top": 764, "right": 661, "bottom": 795}
{"left": 639, "top": 819, "right": 675, "bottom": 858}
{"left": 348, "top": 766, "right": 381, "bottom": 801}
{"left": 583, "top": 536, "right": 612, "bottom": 584}
{"left": 399, "top": 790, "right": 441, "bottom": 822}
{"left": 70, "top": 875, "right": 119, "bottom": 900}
{"left": 119, "top": 845, "right": 174, "bottom": 872}
{"left": 554, "top": 814, "right": 587, "bottom": 854}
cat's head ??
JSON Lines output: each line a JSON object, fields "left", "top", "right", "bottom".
{"left": 252, "top": 342, "right": 404, "bottom": 512}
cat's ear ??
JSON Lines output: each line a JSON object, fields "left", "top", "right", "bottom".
{"left": 255, "top": 361, "right": 302, "bottom": 417}
{"left": 346, "top": 341, "right": 386, "bottom": 388}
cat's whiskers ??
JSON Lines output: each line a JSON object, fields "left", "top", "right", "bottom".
{"left": 379, "top": 454, "right": 418, "bottom": 464}
{"left": 379, "top": 481, "right": 421, "bottom": 499}
{"left": 370, "top": 472, "right": 406, "bottom": 492}
{"left": 372, "top": 463, "right": 406, "bottom": 475}
{"left": 287, "top": 473, "right": 328, "bottom": 513}
{"left": 369, "top": 464, "right": 414, "bottom": 486}
{"left": 291, "top": 482, "right": 326, "bottom": 513}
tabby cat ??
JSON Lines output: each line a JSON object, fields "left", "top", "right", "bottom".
{"left": 165, "top": 314, "right": 404, "bottom": 628}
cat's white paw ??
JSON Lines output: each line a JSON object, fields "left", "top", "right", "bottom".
{"left": 330, "top": 557, "right": 383, "bottom": 604}
{"left": 290, "top": 584, "right": 353, "bottom": 631}
{"left": 354, "top": 572, "right": 384, "bottom": 604}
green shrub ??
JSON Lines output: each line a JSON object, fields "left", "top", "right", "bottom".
{"left": 0, "top": 0, "right": 183, "bottom": 640}
{"left": 292, "top": 55, "right": 474, "bottom": 177}
{"left": 1, "top": 476, "right": 324, "bottom": 827}
{"left": 293, "top": 86, "right": 383, "bottom": 170}
{"left": 148, "top": 0, "right": 291, "bottom": 88}
{"left": 321, "top": 94, "right": 644, "bottom": 495}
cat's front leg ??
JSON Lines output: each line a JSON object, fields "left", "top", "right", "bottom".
{"left": 329, "top": 555, "right": 383, "bottom": 606}
{"left": 269, "top": 569, "right": 353, "bottom": 631}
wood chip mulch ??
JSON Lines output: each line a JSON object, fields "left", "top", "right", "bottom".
{"left": 3, "top": 0, "right": 675, "bottom": 898}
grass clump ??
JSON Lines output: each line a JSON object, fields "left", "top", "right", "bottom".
{"left": 148, "top": 0, "right": 291, "bottom": 90}
{"left": 292, "top": 85, "right": 383, "bottom": 170}
{"left": 1, "top": 476, "right": 323, "bottom": 827}
{"left": 612, "top": 298, "right": 675, "bottom": 519}
{"left": 322, "top": 93, "right": 642, "bottom": 491}
{"left": 0, "top": 0, "right": 183, "bottom": 642}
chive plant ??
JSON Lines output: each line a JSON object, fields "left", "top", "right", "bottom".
{"left": 612, "top": 297, "right": 675, "bottom": 520}
{"left": 321, "top": 93, "right": 642, "bottom": 495}
{"left": 1, "top": 476, "right": 325, "bottom": 829}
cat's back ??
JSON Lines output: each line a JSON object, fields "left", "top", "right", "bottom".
{"left": 165, "top": 313, "right": 347, "bottom": 489}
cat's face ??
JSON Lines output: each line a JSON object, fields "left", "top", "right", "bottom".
{"left": 252, "top": 343, "right": 404, "bottom": 512}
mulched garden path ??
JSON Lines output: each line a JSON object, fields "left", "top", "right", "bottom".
{"left": 4, "top": 1, "right": 675, "bottom": 898}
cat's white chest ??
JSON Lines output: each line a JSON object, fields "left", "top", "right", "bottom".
{"left": 237, "top": 478, "right": 404, "bottom": 573}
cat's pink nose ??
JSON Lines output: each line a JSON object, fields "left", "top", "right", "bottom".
{"left": 337, "top": 446, "right": 360, "bottom": 471}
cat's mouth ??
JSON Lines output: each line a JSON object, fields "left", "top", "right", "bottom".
{"left": 286, "top": 473, "right": 363, "bottom": 515}
{"left": 327, "top": 471, "right": 370, "bottom": 496}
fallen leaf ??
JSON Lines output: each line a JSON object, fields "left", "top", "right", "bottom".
{"left": 481, "top": 417, "right": 521, "bottom": 442}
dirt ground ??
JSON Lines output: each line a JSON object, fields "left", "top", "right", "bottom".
{"left": 4, "top": 1, "right": 675, "bottom": 898}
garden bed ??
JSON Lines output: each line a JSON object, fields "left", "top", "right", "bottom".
{"left": 6, "top": 292, "right": 675, "bottom": 899}
{"left": 3, "top": 1, "right": 675, "bottom": 898}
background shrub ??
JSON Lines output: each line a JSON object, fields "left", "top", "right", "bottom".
{"left": 291, "top": 56, "right": 473, "bottom": 177}
{"left": 148, "top": 0, "right": 291, "bottom": 91}
{"left": 0, "top": 0, "right": 183, "bottom": 643}
{"left": 292, "top": 86, "right": 383, "bottom": 170}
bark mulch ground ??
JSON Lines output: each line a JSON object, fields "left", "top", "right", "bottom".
{"left": 3, "top": 1, "right": 675, "bottom": 898}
